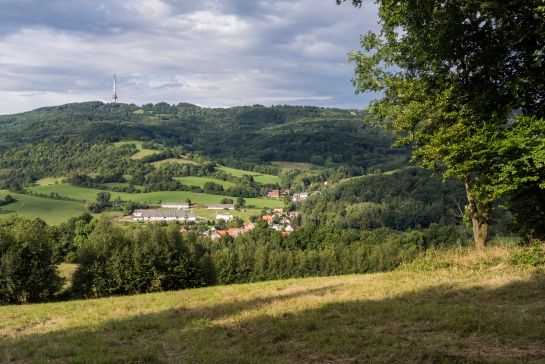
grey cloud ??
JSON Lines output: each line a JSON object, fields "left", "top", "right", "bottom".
{"left": 0, "top": 0, "right": 379, "bottom": 114}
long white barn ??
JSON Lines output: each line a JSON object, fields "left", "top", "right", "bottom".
{"left": 133, "top": 209, "right": 196, "bottom": 221}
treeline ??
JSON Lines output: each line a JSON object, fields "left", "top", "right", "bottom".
{"left": 1, "top": 215, "right": 463, "bottom": 304}
{"left": 204, "top": 223, "right": 460, "bottom": 284}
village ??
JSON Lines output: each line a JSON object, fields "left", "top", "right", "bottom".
{"left": 131, "top": 189, "right": 307, "bottom": 239}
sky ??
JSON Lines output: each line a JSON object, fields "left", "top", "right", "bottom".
{"left": 0, "top": 0, "right": 381, "bottom": 115}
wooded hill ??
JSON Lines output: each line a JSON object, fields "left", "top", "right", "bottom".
{"left": 0, "top": 101, "right": 409, "bottom": 171}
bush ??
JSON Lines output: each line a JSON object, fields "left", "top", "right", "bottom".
{"left": 0, "top": 216, "right": 63, "bottom": 305}
{"left": 511, "top": 242, "right": 545, "bottom": 267}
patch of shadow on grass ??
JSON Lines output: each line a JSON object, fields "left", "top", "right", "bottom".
{"left": 2, "top": 277, "right": 545, "bottom": 363}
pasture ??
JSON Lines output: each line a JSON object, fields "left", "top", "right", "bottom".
{"left": 113, "top": 140, "right": 161, "bottom": 160}
{"left": 173, "top": 176, "right": 235, "bottom": 188}
{"left": 24, "top": 184, "right": 278, "bottom": 209}
{"left": 0, "top": 191, "right": 87, "bottom": 225}
{"left": 216, "top": 166, "right": 280, "bottom": 185}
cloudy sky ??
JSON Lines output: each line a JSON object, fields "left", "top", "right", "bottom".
{"left": 0, "top": 0, "right": 380, "bottom": 115}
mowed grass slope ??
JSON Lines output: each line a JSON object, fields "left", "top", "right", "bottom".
{"left": 0, "top": 191, "right": 87, "bottom": 225}
{"left": 1, "top": 247, "right": 544, "bottom": 363}
{"left": 113, "top": 140, "right": 160, "bottom": 160}
{"left": 216, "top": 166, "right": 281, "bottom": 185}
{"left": 26, "top": 184, "right": 278, "bottom": 208}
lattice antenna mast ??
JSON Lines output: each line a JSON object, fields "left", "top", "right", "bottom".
{"left": 112, "top": 73, "right": 118, "bottom": 103}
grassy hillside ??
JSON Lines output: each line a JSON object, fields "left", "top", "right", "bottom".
{"left": 216, "top": 166, "right": 281, "bottom": 185}
{"left": 0, "top": 191, "right": 88, "bottom": 225}
{"left": 1, "top": 247, "right": 544, "bottom": 363}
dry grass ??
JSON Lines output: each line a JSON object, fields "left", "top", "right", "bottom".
{"left": 271, "top": 161, "right": 315, "bottom": 170}
{"left": 1, "top": 247, "right": 544, "bottom": 363}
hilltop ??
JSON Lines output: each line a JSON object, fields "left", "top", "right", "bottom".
{"left": 0, "top": 101, "right": 409, "bottom": 169}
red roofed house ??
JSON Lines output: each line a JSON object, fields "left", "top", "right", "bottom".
{"left": 267, "top": 190, "right": 280, "bottom": 198}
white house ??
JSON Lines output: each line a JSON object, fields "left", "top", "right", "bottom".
{"left": 215, "top": 212, "right": 234, "bottom": 221}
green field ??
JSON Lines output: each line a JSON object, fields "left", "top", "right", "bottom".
{"left": 1, "top": 247, "right": 544, "bottom": 363}
{"left": 216, "top": 166, "right": 280, "bottom": 185}
{"left": 25, "top": 184, "right": 279, "bottom": 210}
{"left": 34, "top": 177, "right": 65, "bottom": 186}
{"left": 0, "top": 191, "right": 87, "bottom": 225}
{"left": 113, "top": 140, "right": 161, "bottom": 160}
{"left": 173, "top": 176, "right": 235, "bottom": 188}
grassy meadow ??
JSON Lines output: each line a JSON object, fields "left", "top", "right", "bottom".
{"left": 1, "top": 246, "right": 544, "bottom": 363}
{"left": 0, "top": 191, "right": 88, "bottom": 225}
{"left": 216, "top": 166, "right": 281, "bottom": 185}
{"left": 173, "top": 176, "right": 236, "bottom": 189}
{"left": 113, "top": 140, "right": 161, "bottom": 159}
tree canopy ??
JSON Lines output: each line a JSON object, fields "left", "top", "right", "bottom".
{"left": 339, "top": 0, "right": 545, "bottom": 247}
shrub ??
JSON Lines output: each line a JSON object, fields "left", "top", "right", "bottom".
{"left": 511, "top": 242, "right": 545, "bottom": 267}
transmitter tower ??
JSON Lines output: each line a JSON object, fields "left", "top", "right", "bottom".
{"left": 112, "top": 73, "right": 118, "bottom": 103}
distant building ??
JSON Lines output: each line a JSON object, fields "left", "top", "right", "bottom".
{"left": 204, "top": 204, "right": 235, "bottom": 210}
{"left": 292, "top": 193, "right": 309, "bottom": 202}
{"left": 267, "top": 190, "right": 280, "bottom": 198}
{"left": 216, "top": 212, "right": 234, "bottom": 221}
{"left": 133, "top": 209, "right": 196, "bottom": 221}
{"left": 161, "top": 202, "right": 190, "bottom": 209}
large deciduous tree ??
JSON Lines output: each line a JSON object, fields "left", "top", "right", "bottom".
{"left": 0, "top": 216, "right": 63, "bottom": 304}
{"left": 339, "top": 0, "right": 545, "bottom": 248}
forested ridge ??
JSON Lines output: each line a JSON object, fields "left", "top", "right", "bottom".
{"left": 0, "top": 101, "right": 408, "bottom": 170}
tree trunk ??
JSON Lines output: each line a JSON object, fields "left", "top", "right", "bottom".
{"left": 465, "top": 180, "right": 490, "bottom": 250}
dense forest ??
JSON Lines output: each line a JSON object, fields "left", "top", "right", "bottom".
{"left": 0, "top": 102, "right": 409, "bottom": 171}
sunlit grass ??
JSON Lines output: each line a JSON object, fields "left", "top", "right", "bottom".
{"left": 173, "top": 176, "right": 235, "bottom": 188}
{"left": 113, "top": 140, "right": 161, "bottom": 160}
{"left": 1, "top": 246, "right": 544, "bottom": 363}
{"left": 0, "top": 191, "right": 87, "bottom": 225}
{"left": 216, "top": 166, "right": 281, "bottom": 185}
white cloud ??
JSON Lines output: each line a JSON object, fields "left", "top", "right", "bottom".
{"left": 0, "top": 0, "right": 380, "bottom": 114}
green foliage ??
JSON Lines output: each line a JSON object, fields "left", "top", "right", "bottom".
{"left": 0, "top": 102, "right": 409, "bottom": 174}
{"left": 204, "top": 223, "right": 461, "bottom": 285}
{"left": 0, "top": 215, "right": 63, "bottom": 304}
{"left": 71, "top": 217, "right": 210, "bottom": 298}
{"left": 511, "top": 242, "right": 545, "bottom": 267}
{"left": 340, "top": 0, "right": 545, "bottom": 247}
{"left": 300, "top": 167, "right": 468, "bottom": 230}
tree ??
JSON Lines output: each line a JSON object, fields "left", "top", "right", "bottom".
{"left": 0, "top": 216, "right": 63, "bottom": 304}
{"left": 339, "top": 0, "right": 545, "bottom": 248}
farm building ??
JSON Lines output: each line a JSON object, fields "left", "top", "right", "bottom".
{"left": 204, "top": 204, "right": 235, "bottom": 210}
{"left": 133, "top": 209, "right": 196, "bottom": 222}
{"left": 161, "top": 202, "right": 190, "bottom": 209}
